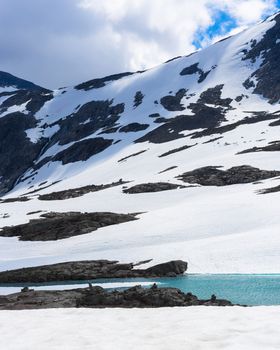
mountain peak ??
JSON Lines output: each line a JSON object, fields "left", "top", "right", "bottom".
{"left": 0, "top": 71, "right": 50, "bottom": 92}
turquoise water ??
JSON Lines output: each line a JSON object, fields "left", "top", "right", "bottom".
{"left": 2, "top": 274, "right": 280, "bottom": 305}
{"left": 156, "top": 274, "right": 280, "bottom": 306}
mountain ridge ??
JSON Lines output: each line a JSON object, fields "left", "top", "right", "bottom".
{"left": 0, "top": 12, "right": 280, "bottom": 273}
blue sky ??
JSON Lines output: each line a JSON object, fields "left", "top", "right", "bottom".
{"left": 194, "top": 1, "right": 280, "bottom": 48}
{"left": 193, "top": 11, "right": 238, "bottom": 48}
{"left": 0, "top": 0, "right": 279, "bottom": 88}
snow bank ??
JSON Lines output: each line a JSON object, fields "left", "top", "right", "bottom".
{"left": 0, "top": 306, "right": 279, "bottom": 349}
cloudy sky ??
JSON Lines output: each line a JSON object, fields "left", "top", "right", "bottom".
{"left": 0, "top": 0, "right": 279, "bottom": 89}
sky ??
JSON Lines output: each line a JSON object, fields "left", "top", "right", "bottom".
{"left": 0, "top": 0, "right": 279, "bottom": 89}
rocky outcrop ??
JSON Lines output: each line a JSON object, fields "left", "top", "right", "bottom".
{"left": 134, "top": 91, "right": 144, "bottom": 107}
{"left": 119, "top": 123, "right": 149, "bottom": 133}
{"left": 75, "top": 72, "right": 134, "bottom": 90}
{"left": 0, "top": 211, "right": 139, "bottom": 241}
{"left": 191, "top": 111, "right": 280, "bottom": 139}
{"left": 144, "top": 260, "right": 188, "bottom": 276}
{"left": 38, "top": 180, "right": 127, "bottom": 201}
{"left": 258, "top": 184, "right": 280, "bottom": 194}
{"left": 0, "top": 260, "right": 188, "bottom": 283}
{"left": 0, "top": 112, "right": 47, "bottom": 195}
{"left": 158, "top": 166, "right": 178, "bottom": 174}
{"left": 77, "top": 285, "right": 232, "bottom": 308}
{"left": 118, "top": 150, "right": 147, "bottom": 162}
{"left": 198, "top": 85, "right": 232, "bottom": 107}
{"left": 160, "top": 89, "right": 186, "bottom": 111}
{"left": 238, "top": 141, "right": 280, "bottom": 154}
{"left": 177, "top": 165, "right": 280, "bottom": 186}
{"left": 137, "top": 104, "right": 225, "bottom": 144}
{"left": 0, "top": 196, "right": 30, "bottom": 203}
{"left": 180, "top": 63, "right": 211, "bottom": 83}
{"left": 53, "top": 138, "right": 113, "bottom": 164}
{"left": 159, "top": 144, "right": 196, "bottom": 157}
{"left": 0, "top": 284, "right": 232, "bottom": 310}
{"left": 123, "top": 182, "right": 185, "bottom": 194}
{"left": 0, "top": 71, "right": 50, "bottom": 92}
{"left": 242, "top": 12, "right": 280, "bottom": 103}
{"left": 46, "top": 100, "right": 124, "bottom": 147}
{"left": 1, "top": 89, "right": 53, "bottom": 114}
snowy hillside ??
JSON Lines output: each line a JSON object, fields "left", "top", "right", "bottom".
{"left": 1, "top": 12, "right": 280, "bottom": 273}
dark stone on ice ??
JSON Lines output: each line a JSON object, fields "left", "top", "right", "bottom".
{"left": 177, "top": 165, "right": 280, "bottom": 186}
{"left": 0, "top": 211, "right": 139, "bottom": 241}
{"left": 119, "top": 123, "right": 149, "bottom": 133}
{"left": 123, "top": 182, "right": 185, "bottom": 194}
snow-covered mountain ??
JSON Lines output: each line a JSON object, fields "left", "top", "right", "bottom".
{"left": 1, "top": 12, "right": 280, "bottom": 273}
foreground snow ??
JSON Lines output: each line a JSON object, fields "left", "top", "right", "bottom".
{"left": 0, "top": 306, "right": 279, "bottom": 349}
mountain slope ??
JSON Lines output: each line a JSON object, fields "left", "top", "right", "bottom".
{"left": 0, "top": 12, "right": 280, "bottom": 273}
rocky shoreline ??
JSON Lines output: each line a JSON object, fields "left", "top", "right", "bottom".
{"left": 0, "top": 284, "right": 233, "bottom": 310}
{"left": 0, "top": 261, "right": 237, "bottom": 310}
{"left": 0, "top": 260, "right": 188, "bottom": 283}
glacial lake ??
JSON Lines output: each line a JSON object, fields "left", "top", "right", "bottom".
{"left": 1, "top": 274, "right": 280, "bottom": 306}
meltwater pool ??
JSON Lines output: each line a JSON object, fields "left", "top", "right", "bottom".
{"left": 1, "top": 274, "right": 280, "bottom": 305}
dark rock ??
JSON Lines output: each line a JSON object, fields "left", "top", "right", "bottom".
{"left": 99, "top": 126, "right": 120, "bottom": 134}
{"left": 258, "top": 184, "right": 280, "bottom": 194}
{"left": 0, "top": 284, "right": 233, "bottom": 310}
{"left": 177, "top": 165, "right": 280, "bottom": 186}
{"left": 1, "top": 90, "right": 53, "bottom": 114}
{"left": 119, "top": 123, "right": 149, "bottom": 133}
{"left": 154, "top": 117, "right": 170, "bottom": 123}
{"left": 137, "top": 104, "right": 226, "bottom": 144}
{"left": 46, "top": 100, "right": 124, "bottom": 147}
{"left": 0, "top": 289, "right": 84, "bottom": 310}
{"left": 0, "top": 112, "right": 47, "bottom": 195}
{"left": 158, "top": 166, "right": 178, "bottom": 174}
{"left": 237, "top": 140, "right": 280, "bottom": 154}
{"left": 26, "top": 210, "right": 43, "bottom": 215}
{"left": 191, "top": 111, "right": 280, "bottom": 139}
{"left": 123, "top": 182, "right": 185, "bottom": 194}
{"left": 160, "top": 89, "right": 186, "bottom": 111}
{"left": 23, "top": 181, "right": 61, "bottom": 196}
{"left": 242, "top": 13, "right": 280, "bottom": 103}
{"left": 198, "top": 85, "right": 233, "bottom": 107}
{"left": 203, "top": 136, "right": 223, "bottom": 144}
{"left": 243, "top": 78, "right": 255, "bottom": 90}
{"left": 0, "top": 71, "right": 50, "bottom": 92}
{"left": 0, "top": 211, "right": 139, "bottom": 241}
{"left": 158, "top": 144, "right": 197, "bottom": 157}
{"left": 38, "top": 180, "right": 128, "bottom": 201}
{"left": 134, "top": 91, "right": 144, "bottom": 107}
{"left": 235, "top": 95, "right": 246, "bottom": 102}
{"left": 164, "top": 56, "right": 182, "bottom": 63}
{"left": 180, "top": 63, "right": 201, "bottom": 76}
{"left": 269, "top": 118, "right": 280, "bottom": 127}
{"left": 78, "top": 285, "right": 199, "bottom": 308}
{"left": 21, "top": 287, "right": 33, "bottom": 293}
{"left": 180, "top": 63, "right": 211, "bottom": 83}
{"left": 0, "top": 196, "right": 30, "bottom": 203}
{"left": 118, "top": 150, "right": 147, "bottom": 162}
{"left": 149, "top": 113, "right": 160, "bottom": 118}
{"left": 0, "top": 259, "right": 188, "bottom": 283}
{"left": 53, "top": 137, "right": 113, "bottom": 164}
{"left": 145, "top": 260, "right": 188, "bottom": 276}
{"left": 75, "top": 72, "right": 134, "bottom": 90}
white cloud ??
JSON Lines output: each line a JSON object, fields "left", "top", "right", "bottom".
{"left": 0, "top": 0, "right": 277, "bottom": 88}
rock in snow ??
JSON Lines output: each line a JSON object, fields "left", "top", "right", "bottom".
{"left": 0, "top": 284, "right": 231, "bottom": 310}
{"left": 0, "top": 260, "right": 188, "bottom": 283}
